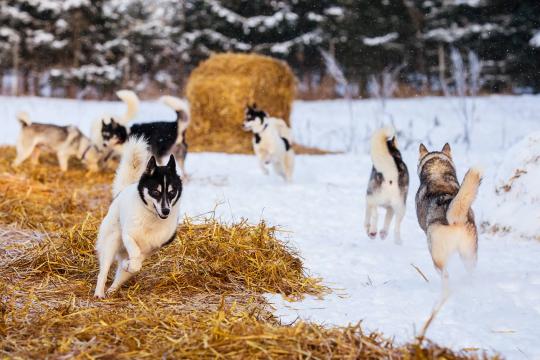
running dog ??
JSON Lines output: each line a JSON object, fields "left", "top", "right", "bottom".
{"left": 94, "top": 137, "right": 182, "bottom": 298}
{"left": 364, "top": 127, "right": 409, "bottom": 244}
{"left": 415, "top": 143, "right": 482, "bottom": 277}
{"left": 13, "top": 112, "right": 100, "bottom": 172}
{"left": 242, "top": 104, "right": 294, "bottom": 182}
{"left": 99, "top": 95, "right": 190, "bottom": 175}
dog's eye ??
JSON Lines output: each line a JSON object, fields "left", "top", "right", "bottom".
{"left": 150, "top": 189, "right": 161, "bottom": 197}
{"left": 168, "top": 190, "right": 176, "bottom": 197}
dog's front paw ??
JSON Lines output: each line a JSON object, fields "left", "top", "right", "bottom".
{"left": 379, "top": 230, "right": 388, "bottom": 240}
{"left": 368, "top": 231, "right": 377, "bottom": 239}
{"left": 394, "top": 237, "right": 402, "bottom": 246}
{"left": 94, "top": 290, "right": 106, "bottom": 299}
{"left": 122, "top": 257, "right": 142, "bottom": 273}
{"left": 106, "top": 286, "right": 118, "bottom": 295}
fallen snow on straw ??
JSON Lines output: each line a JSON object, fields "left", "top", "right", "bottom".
{"left": 1, "top": 95, "right": 540, "bottom": 359}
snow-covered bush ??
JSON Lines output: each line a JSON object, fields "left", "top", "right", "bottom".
{"left": 487, "top": 132, "right": 540, "bottom": 240}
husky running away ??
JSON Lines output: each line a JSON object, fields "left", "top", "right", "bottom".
{"left": 99, "top": 95, "right": 190, "bottom": 175}
{"left": 364, "top": 127, "right": 409, "bottom": 244}
{"left": 415, "top": 143, "right": 482, "bottom": 277}
{"left": 242, "top": 104, "right": 294, "bottom": 182}
{"left": 94, "top": 137, "right": 182, "bottom": 298}
{"left": 13, "top": 112, "right": 101, "bottom": 172}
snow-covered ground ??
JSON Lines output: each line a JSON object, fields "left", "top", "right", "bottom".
{"left": 1, "top": 95, "right": 539, "bottom": 358}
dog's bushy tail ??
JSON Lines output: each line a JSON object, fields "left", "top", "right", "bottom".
{"left": 116, "top": 89, "right": 140, "bottom": 124}
{"left": 447, "top": 168, "right": 483, "bottom": 225}
{"left": 370, "top": 126, "right": 397, "bottom": 181}
{"left": 161, "top": 96, "right": 190, "bottom": 123}
{"left": 112, "top": 137, "right": 150, "bottom": 197}
{"left": 16, "top": 111, "right": 31, "bottom": 127}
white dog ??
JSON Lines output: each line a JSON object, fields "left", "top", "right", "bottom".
{"left": 242, "top": 104, "right": 294, "bottom": 182}
{"left": 94, "top": 137, "right": 182, "bottom": 298}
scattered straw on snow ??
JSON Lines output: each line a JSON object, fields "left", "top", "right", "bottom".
{"left": 0, "top": 146, "right": 495, "bottom": 358}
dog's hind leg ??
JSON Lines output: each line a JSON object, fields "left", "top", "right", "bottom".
{"left": 57, "top": 151, "right": 70, "bottom": 172}
{"left": 272, "top": 160, "right": 287, "bottom": 180}
{"left": 379, "top": 207, "right": 394, "bottom": 240}
{"left": 94, "top": 242, "right": 118, "bottom": 298}
{"left": 458, "top": 232, "right": 478, "bottom": 274}
{"left": 30, "top": 147, "right": 41, "bottom": 165}
{"left": 284, "top": 151, "right": 294, "bottom": 182}
{"left": 107, "top": 254, "right": 135, "bottom": 294}
{"left": 13, "top": 140, "right": 36, "bottom": 167}
{"left": 366, "top": 202, "right": 378, "bottom": 239}
{"left": 393, "top": 205, "right": 406, "bottom": 245}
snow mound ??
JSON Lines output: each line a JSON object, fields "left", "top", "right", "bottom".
{"left": 489, "top": 132, "right": 540, "bottom": 239}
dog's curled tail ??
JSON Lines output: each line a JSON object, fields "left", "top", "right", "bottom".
{"left": 370, "top": 126, "right": 398, "bottom": 181}
{"left": 16, "top": 111, "right": 31, "bottom": 127}
{"left": 116, "top": 89, "right": 140, "bottom": 124}
{"left": 112, "top": 137, "right": 150, "bottom": 197}
{"left": 161, "top": 96, "right": 190, "bottom": 123}
{"left": 446, "top": 167, "right": 483, "bottom": 225}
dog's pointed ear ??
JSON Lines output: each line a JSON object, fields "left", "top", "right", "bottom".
{"left": 101, "top": 119, "right": 106, "bottom": 126}
{"left": 145, "top": 156, "right": 157, "bottom": 175}
{"left": 419, "top": 143, "right": 428, "bottom": 158}
{"left": 166, "top": 154, "right": 176, "bottom": 171}
{"left": 442, "top": 143, "right": 452, "bottom": 157}
{"left": 252, "top": 102, "right": 257, "bottom": 109}
{"left": 391, "top": 136, "right": 398, "bottom": 148}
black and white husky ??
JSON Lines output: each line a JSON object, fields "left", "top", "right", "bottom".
{"left": 99, "top": 95, "right": 190, "bottom": 175}
{"left": 13, "top": 112, "right": 101, "bottom": 172}
{"left": 94, "top": 137, "right": 182, "bottom": 298}
{"left": 91, "top": 89, "right": 140, "bottom": 153}
{"left": 416, "top": 143, "right": 482, "bottom": 277}
{"left": 364, "top": 127, "right": 409, "bottom": 244}
{"left": 242, "top": 104, "right": 294, "bottom": 182}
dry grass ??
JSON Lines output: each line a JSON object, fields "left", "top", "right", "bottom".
{"left": 186, "top": 53, "right": 296, "bottom": 154}
{"left": 0, "top": 147, "right": 497, "bottom": 359}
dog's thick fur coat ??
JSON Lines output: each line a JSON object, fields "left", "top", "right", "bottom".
{"left": 415, "top": 143, "right": 482, "bottom": 276}
{"left": 364, "top": 127, "right": 409, "bottom": 244}
{"left": 243, "top": 104, "right": 294, "bottom": 182}
{"left": 94, "top": 137, "right": 182, "bottom": 298}
{"left": 13, "top": 112, "right": 100, "bottom": 172}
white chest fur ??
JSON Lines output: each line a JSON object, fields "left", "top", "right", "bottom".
{"left": 117, "top": 185, "right": 179, "bottom": 254}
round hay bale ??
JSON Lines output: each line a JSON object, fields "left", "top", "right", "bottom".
{"left": 186, "top": 53, "right": 296, "bottom": 153}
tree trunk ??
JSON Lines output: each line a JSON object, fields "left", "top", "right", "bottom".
{"left": 12, "top": 41, "right": 20, "bottom": 96}
{"left": 438, "top": 44, "right": 449, "bottom": 96}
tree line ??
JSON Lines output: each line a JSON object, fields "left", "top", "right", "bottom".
{"left": 1, "top": 0, "right": 539, "bottom": 99}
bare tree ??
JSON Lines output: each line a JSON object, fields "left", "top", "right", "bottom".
{"left": 368, "top": 64, "right": 404, "bottom": 130}
{"left": 320, "top": 49, "right": 356, "bottom": 152}
{"left": 451, "top": 48, "right": 481, "bottom": 149}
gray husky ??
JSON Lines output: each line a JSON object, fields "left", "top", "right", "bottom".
{"left": 415, "top": 143, "right": 482, "bottom": 277}
{"left": 13, "top": 112, "right": 100, "bottom": 172}
{"left": 365, "top": 127, "right": 409, "bottom": 244}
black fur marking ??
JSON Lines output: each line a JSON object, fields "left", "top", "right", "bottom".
{"left": 137, "top": 157, "right": 183, "bottom": 210}
{"left": 129, "top": 121, "right": 178, "bottom": 158}
{"left": 254, "top": 133, "right": 261, "bottom": 143}
{"left": 101, "top": 118, "right": 182, "bottom": 158}
{"left": 281, "top": 137, "right": 291, "bottom": 151}
{"left": 386, "top": 139, "right": 409, "bottom": 195}
{"left": 102, "top": 120, "right": 128, "bottom": 144}
{"left": 245, "top": 105, "right": 268, "bottom": 122}
{"left": 161, "top": 232, "right": 177, "bottom": 247}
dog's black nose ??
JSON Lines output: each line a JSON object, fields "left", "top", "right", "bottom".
{"left": 162, "top": 208, "right": 170, "bottom": 216}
